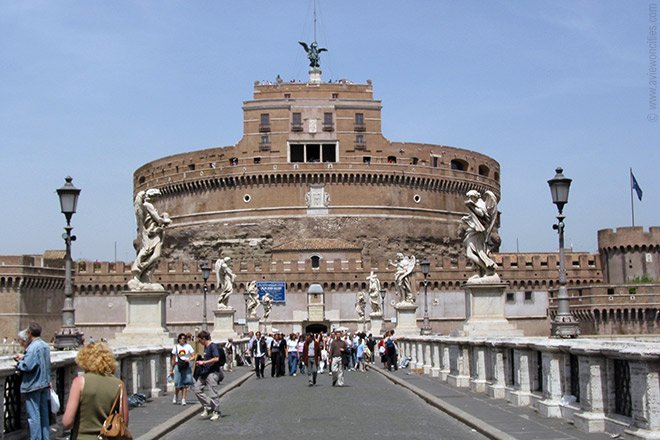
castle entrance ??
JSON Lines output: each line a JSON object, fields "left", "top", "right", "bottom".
{"left": 305, "top": 323, "right": 328, "bottom": 334}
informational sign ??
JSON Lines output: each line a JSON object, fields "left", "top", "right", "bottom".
{"left": 257, "top": 281, "right": 286, "bottom": 303}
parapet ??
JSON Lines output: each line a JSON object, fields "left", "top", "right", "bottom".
{"left": 598, "top": 227, "right": 660, "bottom": 251}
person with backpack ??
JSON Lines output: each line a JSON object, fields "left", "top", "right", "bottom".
{"left": 385, "top": 330, "right": 398, "bottom": 371}
{"left": 194, "top": 331, "right": 225, "bottom": 421}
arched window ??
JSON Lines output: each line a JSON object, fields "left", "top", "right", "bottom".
{"left": 478, "top": 165, "right": 489, "bottom": 177}
{"left": 311, "top": 256, "right": 320, "bottom": 269}
{"left": 451, "top": 159, "right": 468, "bottom": 171}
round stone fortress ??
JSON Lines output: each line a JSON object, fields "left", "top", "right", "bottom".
{"left": 134, "top": 78, "right": 501, "bottom": 263}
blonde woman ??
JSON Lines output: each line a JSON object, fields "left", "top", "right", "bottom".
{"left": 62, "top": 343, "right": 129, "bottom": 439}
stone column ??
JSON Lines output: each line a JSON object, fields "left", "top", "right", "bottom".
{"left": 573, "top": 350, "right": 607, "bottom": 433}
{"left": 431, "top": 341, "right": 441, "bottom": 378}
{"left": 440, "top": 343, "right": 451, "bottom": 381}
{"left": 447, "top": 342, "right": 471, "bottom": 388}
{"left": 423, "top": 340, "right": 432, "bottom": 375}
{"left": 536, "top": 347, "right": 563, "bottom": 418}
{"left": 487, "top": 343, "right": 507, "bottom": 399}
{"left": 509, "top": 348, "right": 533, "bottom": 406}
{"left": 470, "top": 343, "right": 488, "bottom": 394}
{"left": 624, "top": 358, "right": 660, "bottom": 439}
{"left": 416, "top": 339, "right": 424, "bottom": 370}
{"left": 148, "top": 353, "right": 162, "bottom": 397}
{"left": 409, "top": 339, "right": 417, "bottom": 368}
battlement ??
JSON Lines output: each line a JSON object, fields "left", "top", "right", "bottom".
{"left": 598, "top": 226, "right": 660, "bottom": 251}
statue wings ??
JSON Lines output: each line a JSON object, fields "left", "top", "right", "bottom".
{"left": 483, "top": 190, "right": 499, "bottom": 240}
{"left": 298, "top": 41, "right": 310, "bottom": 52}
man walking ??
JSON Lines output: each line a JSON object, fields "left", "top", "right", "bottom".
{"left": 14, "top": 323, "right": 51, "bottom": 440}
{"left": 250, "top": 331, "right": 267, "bottom": 378}
{"left": 194, "top": 330, "right": 225, "bottom": 421}
{"left": 302, "top": 333, "right": 321, "bottom": 386}
{"left": 329, "top": 331, "right": 346, "bottom": 387}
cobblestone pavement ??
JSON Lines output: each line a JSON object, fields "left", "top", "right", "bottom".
{"left": 160, "top": 367, "right": 488, "bottom": 440}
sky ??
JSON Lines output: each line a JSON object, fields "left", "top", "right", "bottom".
{"left": 1, "top": 1, "right": 658, "bottom": 262}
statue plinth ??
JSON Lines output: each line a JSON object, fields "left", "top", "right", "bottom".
{"left": 210, "top": 307, "right": 238, "bottom": 342}
{"left": 246, "top": 316, "right": 260, "bottom": 334}
{"left": 451, "top": 282, "right": 523, "bottom": 337}
{"left": 394, "top": 302, "right": 419, "bottom": 337}
{"left": 369, "top": 312, "right": 384, "bottom": 333}
{"left": 309, "top": 68, "right": 322, "bottom": 84}
{"left": 261, "top": 320, "right": 272, "bottom": 335}
{"left": 112, "top": 291, "right": 173, "bottom": 347}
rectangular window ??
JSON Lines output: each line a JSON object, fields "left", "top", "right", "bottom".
{"left": 260, "top": 113, "right": 270, "bottom": 132}
{"left": 322, "top": 144, "right": 336, "bottom": 162}
{"left": 524, "top": 291, "right": 533, "bottom": 302}
{"left": 432, "top": 156, "right": 439, "bottom": 167}
{"left": 290, "top": 144, "right": 304, "bottom": 162}
{"left": 363, "top": 156, "right": 371, "bottom": 164}
{"left": 355, "top": 113, "right": 364, "bottom": 125}
{"left": 506, "top": 292, "right": 515, "bottom": 303}
{"left": 284, "top": 93, "right": 291, "bottom": 99}
{"left": 323, "top": 112, "right": 334, "bottom": 131}
{"left": 332, "top": 93, "right": 339, "bottom": 99}
{"left": 291, "top": 112, "right": 303, "bottom": 131}
{"left": 307, "top": 144, "right": 320, "bottom": 162}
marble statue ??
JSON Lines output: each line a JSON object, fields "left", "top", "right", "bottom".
{"left": 389, "top": 253, "right": 416, "bottom": 304}
{"left": 261, "top": 292, "right": 273, "bottom": 320}
{"left": 128, "top": 188, "right": 171, "bottom": 291}
{"left": 214, "top": 256, "right": 236, "bottom": 308}
{"left": 246, "top": 280, "right": 260, "bottom": 318}
{"left": 299, "top": 41, "right": 327, "bottom": 69}
{"left": 366, "top": 271, "right": 382, "bottom": 315}
{"left": 462, "top": 189, "right": 499, "bottom": 282}
{"left": 355, "top": 291, "right": 366, "bottom": 320}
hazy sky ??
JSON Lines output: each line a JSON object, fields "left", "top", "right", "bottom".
{"left": 1, "top": 1, "right": 657, "bottom": 262}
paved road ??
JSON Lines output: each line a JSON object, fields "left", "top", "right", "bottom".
{"left": 161, "top": 368, "right": 488, "bottom": 440}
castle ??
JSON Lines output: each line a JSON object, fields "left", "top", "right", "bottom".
{"left": 1, "top": 70, "right": 659, "bottom": 341}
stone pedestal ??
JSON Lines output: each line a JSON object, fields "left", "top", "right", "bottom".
{"left": 451, "top": 282, "right": 523, "bottom": 337}
{"left": 369, "top": 313, "right": 384, "bottom": 334}
{"left": 309, "top": 68, "right": 322, "bottom": 84}
{"left": 261, "top": 320, "right": 272, "bottom": 335}
{"left": 113, "top": 291, "right": 172, "bottom": 346}
{"left": 394, "top": 302, "right": 419, "bottom": 337}
{"left": 246, "top": 316, "right": 260, "bottom": 334}
{"left": 210, "top": 308, "right": 238, "bottom": 342}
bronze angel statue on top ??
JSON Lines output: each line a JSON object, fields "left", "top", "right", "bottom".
{"left": 462, "top": 190, "right": 499, "bottom": 282}
{"left": 299, "top": 41, "right": 327, "bottom": 69}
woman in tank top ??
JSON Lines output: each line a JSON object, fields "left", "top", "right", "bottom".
{"left": 62, "top": 342, "right": 129, "bottom": 440}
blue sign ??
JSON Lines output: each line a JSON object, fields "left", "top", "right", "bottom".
{"left": 257, "top": 281, "right": 286, "bottom": 303}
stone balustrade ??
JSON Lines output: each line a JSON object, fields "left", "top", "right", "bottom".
{"left": 398, "top": 336, "right": 660, "bottom": 440}
{"left": 0, "top": 339, "right": 249, "bottom": 439}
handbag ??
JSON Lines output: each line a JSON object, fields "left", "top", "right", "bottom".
{"left": 98, "top": 381, "right": 132, "bottom": 440}
{"left": 49, "top": 388, "right": 60, "bottom": 414}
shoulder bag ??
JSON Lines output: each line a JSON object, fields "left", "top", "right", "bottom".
{"left": 98, "top": 381, "right": 132, "bottom": 440}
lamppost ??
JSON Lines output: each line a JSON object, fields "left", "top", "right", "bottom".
{"left": 420, "top": 257, "right": 432, "bottom": 335}
{"left": 548, "top": 167, "right": 580, "bottom": 338}
{"left": 243, "top": 289, "right": 250, "bottom": 335}
{"left": 379, "top": 287, "right": 387, "bottom": 334}
{"left": 54, "top": 176, "right": 83, "bottom": 350}
{"left": 200, "top": 262, "right": 211, "bottom": 331}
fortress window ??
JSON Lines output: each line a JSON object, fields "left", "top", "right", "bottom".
{"left": 138, "top": 176, "right": 146, "bottom": 184}
{"left": 292, "top": 112, "right": 303, "bottom": 131}
{"left": 284, "top": 93, "right": 291, "bottom": 99}
{"left": 332, "top": 93, "right": 339, "bottom": 99}
{"left": 478, "top": 165, "right": 490, "bottom": 177}
{"left": 229, "top": 158, "right": 238, "bottom": 166}
{"left": 355, "top": 134, "right": 365, "bottom": 150}
{"left": 307, "top": 144, "right": 321, "bottom": 162}
{"left": 451, "top": 159, "right": 468, "bottom": 171}
{"left": 289, "top": 143, "right": 337, "bottom": 163}
{"left": 506, "top": 292, "right": 515, "bottom": 303}
{"left": 355, "top": 113, "right": 365, "bottom": 131}
{"left": 253, "top": 157, "right": 261, "bottom": 164}
{"left": 363, "top": 156, "right": 371, "bottom": 164}
{"left": 524, "top": 291, "right": 533, "bottom": 302}
{"left": 323, "top": 112, "right": 334, "bottom": 131}
{"left": 411, "top": 157, "right": 419, "bottom": 165}
{"left": 188, "top": 164, "right": 195, "bottom": 171}
{"left": 387, "top": 156, "right": 397, "bottom": 163}
{"left": 259, "top": 113, "right": 270, "bottom": 132}
{"left": 432, "top": 156, "right": 440, "bottom": 167}
{"left": 311, "top": 256, "right": 320, "bottom": 269}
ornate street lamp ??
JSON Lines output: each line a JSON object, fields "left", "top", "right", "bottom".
{"left": 420, "top": 257, "right": 432, "bottom": 335}
{"left": 548, "top": 167, "right": 579, "bottom": 338}
{"left": 54, "top": 176, "right": 83, "bottom": 349}
{"left": 379, "top": 287, "right": 387, "bottom": 334}
{"left": 201, "top": 262, "right": 211, "bottom": 331}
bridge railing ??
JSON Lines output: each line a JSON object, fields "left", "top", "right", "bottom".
{"left": 0, "top": 338, "right": 250, "bottom": 439}
{"left": 398, "top": 336, "right": 660, "bottom": 440}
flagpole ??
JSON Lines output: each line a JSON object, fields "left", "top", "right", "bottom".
{"left": 630, "top": 168, "right": 635, "bottom": 227}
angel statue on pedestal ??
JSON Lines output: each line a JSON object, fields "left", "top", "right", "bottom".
{"left": 463, "top": 189, "right": 500, "bottom": 282}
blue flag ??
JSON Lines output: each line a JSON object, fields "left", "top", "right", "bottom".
{"left": 631, "top": 170, "right": 643, "bottom": 201}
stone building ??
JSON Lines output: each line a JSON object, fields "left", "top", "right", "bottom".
{"left": 0, "top": 252, "right": 65, "bottom": 342}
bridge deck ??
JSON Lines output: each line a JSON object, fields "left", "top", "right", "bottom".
{"left": 127, "top": 364, "right": 611, "bottom": 440}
